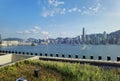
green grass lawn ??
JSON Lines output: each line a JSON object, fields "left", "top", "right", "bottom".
{"left": 0, "top": 60, "right": 120, "bottom": 81}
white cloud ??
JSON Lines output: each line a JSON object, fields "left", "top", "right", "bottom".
{"left": 48, "top": 0, "right": 54, "bottom": 5}
{"left": 68, "top": 7, "right": 81, "bottom": 13}
{"left": 41, "top": 31, "right": 49, "bottom": 35}
{"left": 68, "top": 9, "right": 72, "bottom": 12}
{"left": 42, "top": 7, "right": 64, "bottom": 17}
{"left": 60, "top": 8, "right": 66, "bottom": 14}
{"left": 16, "top": 26, "right": 41, "bottom": 35}
{"left": 82, "top": 11, "right": 90, "bottom": 15}
{"left": 50, "top": 8, "right": 60, "bottom": 16}
{"left": 92, "top": 3, "right": 101, "bottom": 13}
{"left": 42, "top": 7, "right": 49, "bottom": 17}
{"left": 30, "top": 26, "right": 41, "bottom": 33}
{"left": 81, "top": 0, "right": 102, "bottom": 15}
{"left": 78, "top": 9, "right": 81, "bottom": 12}
{"left": 42, "top": 12, "right": 48, "bottom": 17}
{"left": 41, "top": 31, "right": 51, "bottom": 39}
{"left": 60, "top": 32, "right": 67, "bottom": 37}
{"left": 16, "top": 26, "right": 51, "bottom": 38}
{"left": 41, "top": 0, "right": 103, "bottom": 17}
{"left": 41, "top": 0, "right": 65, "bottom": 17}
{"left": 72, "top": 7, "right": 78, "bottom": 12}
{"left": 16, "top": 30, "right": 31, "bottom": 35}
{"left": 24, "top": 30, "right": 31, "bottom": 34}
{"left": 34, "top": 26, "right": 40, "bottom": 31}
{"left": 48, "top": 0, "right": 64, "bottom": 7}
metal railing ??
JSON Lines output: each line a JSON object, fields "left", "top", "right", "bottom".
{"left": 0, "top": 50, "right": 120, "bottom": 62}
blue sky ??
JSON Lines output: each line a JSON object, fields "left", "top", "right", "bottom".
{"left": 0, "top": 0, "right": 120, "bottom": 39}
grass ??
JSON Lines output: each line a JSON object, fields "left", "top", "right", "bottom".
{"left": 0, "top": 60, "right": 120, "bottom": 81}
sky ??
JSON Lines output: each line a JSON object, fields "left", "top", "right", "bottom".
{"left": 0, "top": 0, "right": 120, "bottom": 39}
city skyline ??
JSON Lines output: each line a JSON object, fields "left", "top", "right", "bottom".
{"left": 0, "top": 0, "right": 120, "bottom": 39}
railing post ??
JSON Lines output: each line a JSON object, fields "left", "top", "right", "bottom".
{"left": 12, "top": 51, "right": 14, "bottom": 54}
{"left": 98, "top": 56, "right": 102, "bottom": 60}
{"left": 26, "top": 52, "right": 28, "bottom": 55}
{"left": 62, "top": 54, "right": 65, "bottom": 58}
{"left": 40, "top": 53, "right": 42, "bottom": 56}
{"left": 117, "top": 56, "right": 120, "bottom": 61}
{"left": 35, "top": 53, "right": 38, "bottom": 56}
{"left": 9, "top": 51, "right": 11, "bottom": 53}
{"left": 107, "top": 56, "right": 111, "bottom": 61}
{"left": 68, "top": 54, "right": 71, "bottom": 58}
{"left": 83, "top": 55, "right": 86, "bottom": 59}
{"left": 15, "top": 51, "right": 17, "bottom": 54}
{"left": 30, "top": 53, "right": 33, "bottom": 55}
{"left": 45, "top": 53, "right": 47, "bottom": 56}
{"left": 19, "top": 52, "right": 21, "bottom": 54}
{"left": 90, "top": 56, "right": 93, "bottom": 59}
{"left": 75, "top": 54, "right": 78, "bottom": 59}
{"left": 23, "top": 52, "right": 25, "bottom": 55}
{"left": 50, "top": 54, "right": 53, "bottom": 57}
{"left": 2, "top": 50, "right": 5, "bottom": 53}
{"left": 56, "top": 54, "right": 58, "bottom": 57}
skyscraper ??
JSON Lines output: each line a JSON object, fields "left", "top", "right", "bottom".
{"left": 82, "top": 27, "right": 85, "bottom": 44}
{"left": 0, "top": 34, "right": 2, "bottom": 44}
{"left": 103, "top": 31, "right": 107, "bottom": 44}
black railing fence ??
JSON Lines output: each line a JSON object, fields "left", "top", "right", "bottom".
{"left": 0, "top": 50, "right": 120, "bottom": 62}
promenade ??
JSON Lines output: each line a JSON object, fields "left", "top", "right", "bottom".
{"left": 0, "top": 52, "right": 120, "bottom": 68}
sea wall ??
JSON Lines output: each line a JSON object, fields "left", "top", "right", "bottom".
{"left": 0, "top": 54, "right": 12, "bottom": 65}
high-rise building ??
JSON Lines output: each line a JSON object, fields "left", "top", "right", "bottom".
{"left": 82, "top": 27, "right": 86, "bottom": 44}
{"left": 103, "top": 31, "right": 107, "bottom": 44}
{"left": 86, "top": 35, "right": 90, "bottom": 44}
{"left": 0, "top": 34, "right": 2, "bottom": 44}
{"left": 95, "top": 34, "right": 100, "bottom": 44}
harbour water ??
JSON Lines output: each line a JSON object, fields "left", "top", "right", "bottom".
{"left": 0, "top": 44, "right": 120, "bottom": 61}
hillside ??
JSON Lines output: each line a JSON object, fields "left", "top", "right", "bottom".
{"left": 109, "top": 30, "right": 120, "bottom": 35}
{"left": 3, "top": 38, "right": 23, "bottom": 41}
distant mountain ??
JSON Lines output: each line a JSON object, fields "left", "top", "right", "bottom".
{"left": 27, "top": 38, "right": 37, "bottom": 42}
{"left": 109, "top": 30, "right": 120, "bottom": 35}
{"left": 3, "top": 38, "right": 23, "bottom": 41}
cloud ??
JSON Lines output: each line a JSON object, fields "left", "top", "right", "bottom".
{"left": 78, "top": 9, "right": 81, "bottom": 12}
{"left": 34, "top": 26, "right": 41, "bottom": 30}
{"left": 60, "top": 8, "right": 66, "bottom": 14}
{"left": 42, "top": 7, "right": 49, "bottom": 17}
{"left": 41, "top": 0, "right": 65, "bottom": 17}
{"left": 81, "top": 0, "right": 102, "bottom": 15}
{"left": 16, "top": 26, "right": 51, "bottom": 38}
{"left": 72, "top": 7, "right": 78, "bottom": 12}
{"left": 41, "top": 31, "right": 49, "bottom": 35}
{"left": 24, "top": 30, "right": 31, "bottom": 34}
{"left": 16, "top": 26, "right": 41, "bottom": 35}
{"left": 48, "top": 0, "right": 64, "bottom": 7}
{"left": 68, "top": 9, "right": 72, "bottom": 12}
{"left": 41, "top": 31, "right": 51, "bottom": 39}
{"left": 30, "top": 26, "right": 41, "bottom": 33}
{"left": 60, "top": 32, "right": 67, "bottom": 37}
{"left": 16, "top": 30, "right": 31, "bottom": 35}
{"left": 41, "top": 0, "right": 103, "bottom": 17}
{"left": 92, "top": 3, "right": 101, "bottom": 13}
{"left": 68, "top": 7, "right": 81, "bottom": 13}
